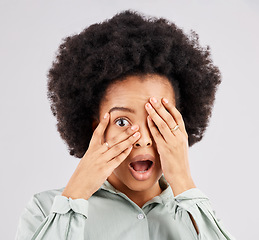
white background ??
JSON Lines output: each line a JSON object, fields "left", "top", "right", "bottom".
{"left": 1, "top": 0, "right": 258, "bottom": 239}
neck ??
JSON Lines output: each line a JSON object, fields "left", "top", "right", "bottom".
{"left": 127, "top": 182, "right": 162, "bottom": 208}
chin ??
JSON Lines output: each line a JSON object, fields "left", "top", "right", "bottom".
{"left": 117, "top": 170, "right": 162, "bottom": 192}
{"left": 127, "top": 179, "right": 155, "bottom": 192}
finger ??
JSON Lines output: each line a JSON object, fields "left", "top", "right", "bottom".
{"left": 91, "top": 112, "right": 110, "bottom": 146}
{"left": 147, "top": 115, "right": 166, "bottom": 146}
{"left": 107, "top": 145, "right": 133, "bottom": 171}
{"left": 162, "top": 98, "right": 188, "bottom": 138}
{"left": 105, "top": 124, "right": 139, "bottom": 149}
{"left": 104, "top": 131, "right": 140, "bottom": 161}
{"left": 149, "top": 97, "right": 180, "bottom": 136}
{"left": 98, "top": 124, "right": 139, "bottom": 154}
{"left": 145, "top": 102, "right": 173, "bottom": 140}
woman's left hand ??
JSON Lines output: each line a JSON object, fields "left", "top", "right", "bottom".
{"left": 145, "top": 97, "right": 196, "bottom": 196}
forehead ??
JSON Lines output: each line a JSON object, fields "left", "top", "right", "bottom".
{"left": 100, "top": 74, "right": 175, "bottom": 112}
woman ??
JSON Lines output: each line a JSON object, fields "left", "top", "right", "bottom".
{"left": 16, "top": 10, "right": 236, "bottom": 239}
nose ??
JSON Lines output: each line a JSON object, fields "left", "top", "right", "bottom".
{"left": 133, "top": 124, "right": 152, "bottom": 148}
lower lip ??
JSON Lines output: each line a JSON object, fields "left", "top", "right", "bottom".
{"left": 128, "top": 162, "right": 155, "bottom": 181}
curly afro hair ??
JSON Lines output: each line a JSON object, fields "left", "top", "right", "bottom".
{"left": 47, "top": 10, "right": 221, "bottom": 158}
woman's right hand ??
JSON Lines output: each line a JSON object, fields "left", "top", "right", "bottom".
{"left": 61, "top": 112, "right": 140, "bottom": 200}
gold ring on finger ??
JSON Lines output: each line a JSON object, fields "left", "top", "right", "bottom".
{"left": 170, "top": 125, "right": 179, "bottom": 133}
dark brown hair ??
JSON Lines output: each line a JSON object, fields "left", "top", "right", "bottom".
{"left": 47, "top": 10, "right": 221, "bottom": 158}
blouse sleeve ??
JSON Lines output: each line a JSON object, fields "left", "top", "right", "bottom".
{"left": 172, "top": 188, "right": 236, "bottom": 240}
{"left": 15, "top": 194, "right": 88, "bottom": 240}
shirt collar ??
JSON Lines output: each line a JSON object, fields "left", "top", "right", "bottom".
{"left": 100, "top": 175, "right": 174, "bottom": 206}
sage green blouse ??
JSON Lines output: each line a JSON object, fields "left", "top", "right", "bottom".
{"left": 15, "top": 176, "right": 236, "bottom": 239}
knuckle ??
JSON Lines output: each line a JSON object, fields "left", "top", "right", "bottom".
{"left": 164, "top": 147, "right": 171, "bottom": 154}
{"left": 112, "top": 156, "right": 119, "bottom": 163}
{"left": 149, "top": 110, "right": 155, "bottom": 117}
{"left": 121, "top": 149, "right": 130, "bottom": 158}
{"left": 113, "top": 155, "right": 122, "bottom": 165}
{"left": 113, "top": 155, "right": 123, "bottom": 164}
{"left": 92, "top": 129, "right": 100, "bottom": 138}
{"left": 156, "top": 103, "right": 162, "bottom": 110}
{"left": 154, "top": 131, "right": 161, "bottom": 138}
{"left": 113, "top": 144, "right": 121, "bottom": 152}
{"left": 109, "top": 136, "right": 118, "bottom": 146}
{"left": 165, "top": 116, "right": 172, "bottom": 123}
{"left": 159, "top": 122, "right": 167, "bottom": 130}
{"left": 100, "top": 143, "right": 107, "bottom": 152}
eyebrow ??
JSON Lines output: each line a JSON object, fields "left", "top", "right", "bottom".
{"left": 108, "top": 106, "right": 136, "bottom": 114}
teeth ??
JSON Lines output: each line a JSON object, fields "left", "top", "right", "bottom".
{"left": 136, "top": 170, "right": 148, "bottom": 173}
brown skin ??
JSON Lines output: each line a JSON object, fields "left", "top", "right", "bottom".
{"left": 62, "top": 74, "right": 199, "bottom": 234}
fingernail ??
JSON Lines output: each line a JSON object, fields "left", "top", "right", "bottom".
{"left": 150, "top": 97, "right": 157, "bottom": 103}
{"left": 133, "top": 132, "right": 140, "bottom": 137}
{"left": 131, "top": 125, "right": 138, "bottom": 131}
{"left": 163, "top": 98, "right": 169, "bottom": 104}
{"left": 104, "top": 113, "right": 109, "bottom": 119}
{"left": 146, "top": 103, "right": 152, "bottom": 109}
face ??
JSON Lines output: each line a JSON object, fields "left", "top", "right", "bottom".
{"left": 97, "top": 74, "right": 176, "bottom": 196}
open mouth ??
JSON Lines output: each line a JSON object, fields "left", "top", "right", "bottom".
{"left": 129, "top": 160, "right": 153, "bottom": 173}
{"left": 128, "top": 154, "right": 155, "bottom": 181}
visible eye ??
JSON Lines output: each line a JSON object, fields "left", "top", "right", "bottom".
{"left": 115, "top": 117, "right": 130, "bottom": 127}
